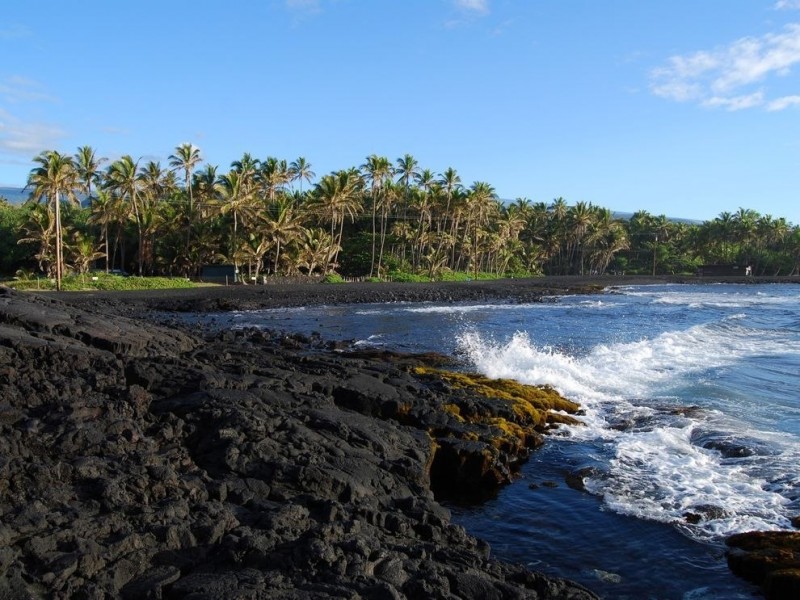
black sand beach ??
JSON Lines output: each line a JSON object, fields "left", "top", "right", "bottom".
{"left": 50, "top": 274, "right": 793, "bottom": 316}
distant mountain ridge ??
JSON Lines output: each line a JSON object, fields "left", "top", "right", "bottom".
{"left": 611, "top": 210, "right": 701, "bottom": 225}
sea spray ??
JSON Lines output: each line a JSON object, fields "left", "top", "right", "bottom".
{"left": 455, "top": 293, "right": 800, "bottom": 542}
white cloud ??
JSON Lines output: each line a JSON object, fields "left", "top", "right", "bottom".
{"left": 702, "top": 91, "right": 765, "bottom": 111}
{"left": 454, "top": 0, "right": 489, "bottom": 14}
{"left": 650, "top": 23, "right": 800, "bottom": 111}
{"left": 775, "top": 1, "right": 800, "bottom": 9}
{"left": 767, "top": 94, "right": 800, "bottom": 110}
{"left": 0, "top": 76, "right": 58, "bottom": 104}
{"left": 0, "top": 78, "right": 64, "bottom": 155}
{"left": 0, "top": 108, "right": 66, "bottom": 155}
{"left": 445, "top": 0, "right": 490, "bottom": 28}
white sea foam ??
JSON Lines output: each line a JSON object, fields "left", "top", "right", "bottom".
{"left": 401, "top": 302, "right": 545, "bottom": 315}
{"left": 457, "top": 319, "right": 775, "bottom": 404}
{"left": 596, "top": 423, "right": 792, "bottom": 539}
{"left": 353, "top": 334, "right": 384, "bottom": 348}
{"left": 616, "top": 285, "right": 800, "bottom": 310}
{"left": 457, "top": 313, "right": 799, "bottom": 540}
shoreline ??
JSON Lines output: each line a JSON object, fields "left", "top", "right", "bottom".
{"left": 2, "top": 276, "right": 796, "bottom": 598}
{"left": 0, "top": 284, "right": 599, "bottom": 599}
{"left": 50, "top": 274, "right": 798, "bottom": 316}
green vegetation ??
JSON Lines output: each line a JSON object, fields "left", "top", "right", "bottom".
{"left": 322, "top": 273, "right": 345, "bottom": 284}
{"left": 3, "top": 272, "right": 196, "bottom": 292}
{"left": 4, "top": 145, "right": 799, "bottom": 281}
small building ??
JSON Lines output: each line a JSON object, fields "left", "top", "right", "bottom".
{"left": 696, "top": 264, "right": 745, "bottom": 277}
{"left": 200, "top": 264, "right": 237, "bottom": 284}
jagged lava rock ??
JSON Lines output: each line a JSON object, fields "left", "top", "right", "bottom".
{"left": 0, "top": 287, "right": 597, "bottom": 599}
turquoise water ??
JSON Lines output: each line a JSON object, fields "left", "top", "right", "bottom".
{"left": 206, "top": 283, "right": 800, "bottom": 598}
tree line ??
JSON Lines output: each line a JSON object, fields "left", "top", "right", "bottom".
{"left": 1, "top": 143, "right": 798, "bottom": 289}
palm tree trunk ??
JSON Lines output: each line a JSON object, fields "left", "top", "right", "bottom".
{"left": 54, "top": 192, "right": 63, "bottom": 291}
{"left": 233, "top": 212, "right": 239, "bottom": 282}
{"left": 377, "top": 206, "right": 389, "bottom": 277}
{"left": 369, "top": 189, "right": 378, "bottom": 278}
{"left": 334, "top": 218, "right": 345, "bottom": 268}
{"left": 274, "top": 239, "right": 282, "bottom": 276}
{"left": 103, "top": 223, "right": 110, "bottom": 273}
{"left": 117, "top": 225, "right": 124, "bottom": 272}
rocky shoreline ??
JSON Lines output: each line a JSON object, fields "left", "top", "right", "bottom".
{"left": 2, "top": 275, "right": 798, "bottom": 599}
{"left": 0, "top": 282, "right": 601, "bottom": 599}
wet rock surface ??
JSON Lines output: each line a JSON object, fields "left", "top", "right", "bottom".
{"left": 0, "top": 287, "right": 597, "bottom": 599}
{"left": 726, "top": 531, "right": 800, "bottom": 600}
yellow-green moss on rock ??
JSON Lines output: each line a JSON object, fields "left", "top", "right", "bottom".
{"left": 409, "top": 364, "right": 584, "bottom": 501}
{"left": 412, "top": 366, "right": 581, "bottom": 429}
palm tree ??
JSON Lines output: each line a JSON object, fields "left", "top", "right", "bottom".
{"left": 289, "top": 157, "right": 315, "bottom": 193}
{"left": 395, "top": 153, "right": 419, "bottom": 218}
{"left": 361, "top": 154, "right": 393, "bottom": 277}
{"left": 168, "top": 143, "right": 202, "bottom": 211}
{"left": 218, "top": 170, "right": 256, "bottom": 281}
{"left": 448, "top": 187, "right": 470, "bottom": 270}
{"left": 567, "top": 201, "right": 594, "bottom": 275}
{"left": 714, "top": 211, "right": 736, "bottom": 263}
{"left": 410, "top": 169, "right": 438, "bottom": 267}
{"left": 415, "top": 168, "right": 436, "bottom": 194}
{"left": 168, "top": 144, "right": 202, "bottom": 266}
{"left": 74, "top": 145, "right": 106, "bottom": 201}
{"left": 586, "top": 208, "right": 629, "bottom": 274}
{"left": 139, "top": 161, "right": 171, "bottom": 204}
{"left": 465, "top": 181, "right": 498, "bottom": 278}
{"left": 87, "top": 189, "right": 120, "bottom": 272}
{"left": 26, "top": 150, "right": 81, "bottom": 290}
{"left": 437, "top": 167, "right": 461, "bottom": 234}
{"left": 136, "top": 167, "right": 172, "bottom": 274}
{"left": 105, "top": 155, "right": 145, "bottom": 275}
{"left": 651, "top": 214, "right": 671, "bottom": 275}
{"left": 488, "top": 205, "right": 525, "bottom": 275}
{"left": 733, "top": 207, "right": 758, "bottom": 267}
{"left": 16, "top": 202, "right": 56, "bottom": 277}
{"left": 377, "top": 181, "right": 401, "bottom": 276}
{"left": 231, "top": 153, "right": 259, "bottom": 186}
{"left": 70, "top": 231, "right": 105, "bottom": 275}
{"left": 263, "top": 197, "right": 304, "bottom": 275}
{"left": 548, "top": 197, "right": 569, "bottom": 274}
{"left": 310, "top": 169, "right": 363, "bottom": 270}
{"left": 408, "top": 186, "right": 435, "bottom": 268}
{"left": 258, "top": 157, "right": 291, "bottom": 202}
{"left": 239, "top": 232, "right": 273, "bottom": 282}
{"left": 193, "top": 164, "right": 221, "bottom": 217}
{"left": 296, "top": 228, "right": 338, "bottom": 275}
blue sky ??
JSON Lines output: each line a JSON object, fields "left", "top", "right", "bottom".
{"left": 1, "top": 0, "right": 799, "bottom": 224}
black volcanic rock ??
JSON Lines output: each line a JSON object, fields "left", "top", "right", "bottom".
{"left": 0, "top": 287, "right": 597, "bottom": 599}
{"left": 726, "top": 531, "right": 800, "bottom": 600}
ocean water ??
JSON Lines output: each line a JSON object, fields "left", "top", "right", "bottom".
{"left": 204, "top": 283, "right": 800, "bottom": 598}
{"left": 0, "top": 186, "right": 29, "bottom": 204}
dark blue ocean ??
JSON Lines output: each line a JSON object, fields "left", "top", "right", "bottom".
{"left": 0, "top": 186, "right": 29, "bottom": 204}
{"left": 205, "top": 283, "right": 800, "bottom": 599}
